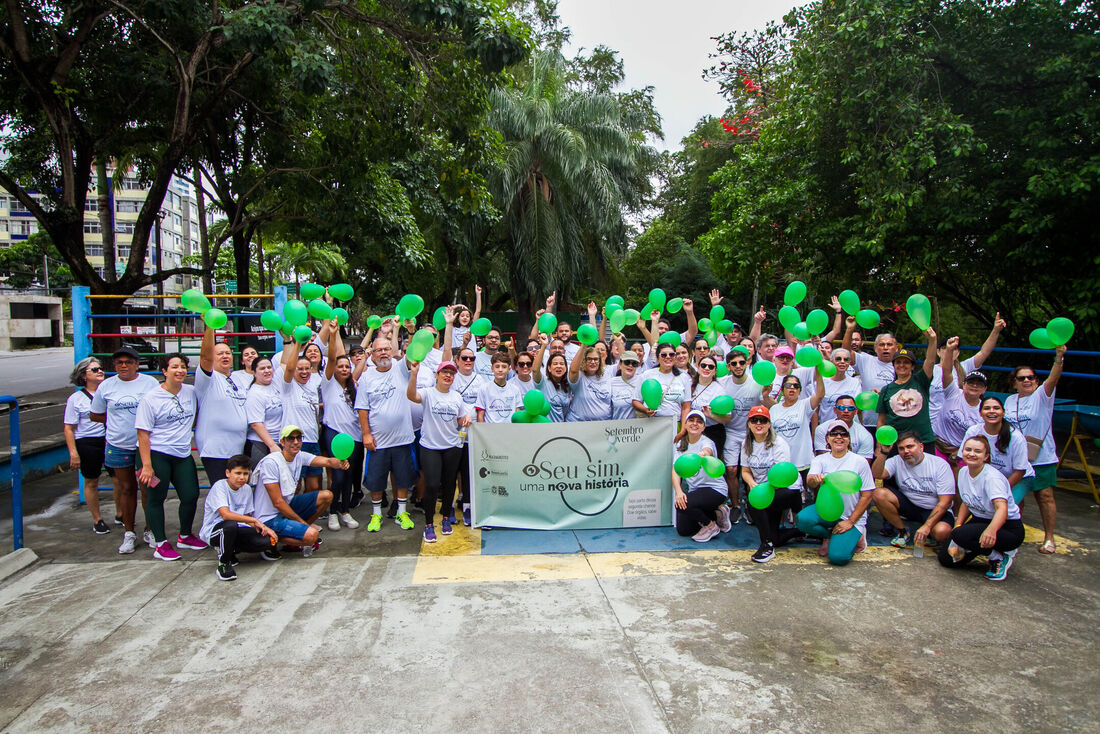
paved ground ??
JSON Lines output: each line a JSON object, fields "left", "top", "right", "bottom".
{"left": 0, "top": 470, "right": 1097, "bottom": 733}
{"left": 0, "top": 347, "right": 74, "bottom": 397}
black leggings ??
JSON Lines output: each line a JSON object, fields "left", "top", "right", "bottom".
{"left": 421, "top": 446, "right": 462, "bottom": 526}
{"left": 459, "top": 442, "right": 471, "bottom": 506}
{"left": 145, "top": 451, "right": 200, "bottom": 543}
{"left": 703, "top": 424, "right": 726, "bottom": 461}
{"left": 748, "top": 487, "right": 803, "bottom": 547}
{"left": 246, "top": 440, "right": 273, "bottom": 470}
{"left": 675, "top": 488, "right": 727, "bottom": 536}
{"left": 938, "top": 516, "right": 1025, "bottom": 567}
{"left": 322, "top": 425, "right": 364, "bottom": 514}
{"left": 209, "top": 519, "right": 271, "bottom": 563}
{"left": 202, "top": 457, "right": 229, "bottom": 489}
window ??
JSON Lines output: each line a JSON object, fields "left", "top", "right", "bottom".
{"left": 120, "top": 178, "right": 146, "bottom": 191}
{"left": 116, "top": 200, "right": 140, "bottom": 213}
{"left": 84, "top": 199, "right": 99, "bottom": 211}
{"left": 85, "top": 244, "right": 104, "bottom": 257}
{"left": 83, "top": 221, "right": 102, "bottom": 234}
{"left": 9, "top": 198, "right": 30, "bottom": 212}
{"left": 11, "top": 220, "right": 36, "bottom": 235}
{"left": 116, "top": 222, "right": 135, "bottom": 234}
{"left": 0, "top": 220, "right": 7, "bottom": 232}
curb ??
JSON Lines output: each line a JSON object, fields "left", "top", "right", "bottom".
{"left": 0, "top": 547, "right": 38, "bottom": 582}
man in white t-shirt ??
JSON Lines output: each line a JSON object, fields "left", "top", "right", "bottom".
{"left": 871, "top": 431, "right": 956, "bottom": 548}
{"left": 841, "top": 318, "right": 898, "bottom": 427}
{"left": 813, "top": 395, "right": 874, "bottom": 459}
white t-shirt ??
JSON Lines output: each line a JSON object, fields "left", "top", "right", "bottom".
{"left": 674, "top": 436, "right": 727, "bottom": 495}
{"left": 881, "top": 453, "right": 955, "bottom": 510}
{"left": 957, "top": 464, "right": 1021, "bottom": 520}
{"left": 689, "top": 380, "right": 725, "bottom": 427}
{"left": 961, "top": 424, "right": 1034, "bottom": 480}
{"left": 719, "top": 376, "right": 764, "bottom": 449}
{"left": 808, "top": 451, "right": 876, "bottom": 531}
{"left": 769, "top": 399, "right": 816, "bottom": 469}
{"left": 89, "top": 374, "right": 160, "bottom": 449}
{"left": 475, "top": 379, "right": 523, "bottom": 424}
{"left": 813, "top": 420, "right": 874, "bottom": 459}
{"left": 534, "top": 376, "right": 572, "bottom": 423}
{"left": 1004, "top": 387, "right": 1057, "bottom": 466}
{"left": 252, "top": 450, "right": 317, "bottom": 523}
{"left": 199, "top": 478, "right": 255, "bottom": 543}
{"left": 567, "top": 373, "right": 613, "bottom": 421}
{"left": 229, "top": 369, "right": 253, "bottom": 391}
{"left": 509, "top": 375, "right": 537, "bottom": 397}
{"left": 473, "top": 351, "right": 497, "bottom": 379}
{"left": 609, "top": 375, "right": 639, "bottom": 420}
{"left": 852, "top": 352, "right": 895, "bottom": 427}
{"left": 245, "top": 382, "right": 283, "bottom": 443}
{"left": 64, "top": 389, "right": 105, "bottom": 439}
{"left": 635, "top": 368, "right": 691, "bottom": 418}
{"left": 742, "top": 435, "right": 803, "bottom": 490}
{"left": 451, "top": 371, "right": 483, "bottom": 409}
{"left": 419, "top": 387, "right": 472, "bottom": 450}
{"left": 929, "top": 357, "right": 975, "bottom": 425}
{"left": 354, "top": 362, "right": 414, "bottom": 449}
{"left": 934, "top": 379, "right": 982, "bottom": 447}
{"left": 194, "top": 368, "right": 248, "bottom": 459}
{"left": 134, "top": 385, "right": 197, "bottom": 459}
{"left": 278, "top": 376, "right": 321, "bottom": 443}
{"left": 450, "top": 325, "right": 470, "bottom": 348}
{"left": 818, "top": 375, "right": 864, "bottom": 424}
{"left": 320, "top": 374, "right": 361, "bottom": 436}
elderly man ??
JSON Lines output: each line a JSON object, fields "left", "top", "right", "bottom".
{"left": 814, "top": 395, "right": 874, "bottom": 459}
{"left": 842, "top": 317, "right": 900, "bottom": 428}
{"left": 872, "top": 431, "right": 955, "bottom": 548}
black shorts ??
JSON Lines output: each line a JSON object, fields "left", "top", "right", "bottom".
{"left": 364, "top": 445, "right": 416, "bottom": 492}
{"left": 889, "top": 485, "right": 955, "bottom": 526}
{"left": 74, "top": 436, "right": 106, "bottom": 479}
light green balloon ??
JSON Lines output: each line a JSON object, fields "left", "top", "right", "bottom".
{"left": 666, "top": 297, "right": 683, "bottom": 314}
{"left": 838, "top": 290, "right": 861, "bottom": 316}
{"left": 816, "top": 485, "right": 844, "bottom": 522}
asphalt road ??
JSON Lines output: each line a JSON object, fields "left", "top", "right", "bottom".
{"left": 0, "top": 348, "right": 74, "bottom": 397}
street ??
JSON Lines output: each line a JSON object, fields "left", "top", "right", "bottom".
{"left": 0, "top": 348, "right": 74, "bottom": 397}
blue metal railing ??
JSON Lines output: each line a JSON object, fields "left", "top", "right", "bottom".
{"left": 2, "top": 395, "right": 23, "bottom": 550}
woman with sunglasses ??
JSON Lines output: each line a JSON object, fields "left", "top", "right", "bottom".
{"left": 321, "top": 326, "right": 363, "bottom": 531}
{"left": 230, "top": 345, "right": 260, "bottom": 391}
{"left": 135, "top": 353, "right": 205, "bottom": 561}
{"left": 532, "top": 334, "right": 573, "bottom": 422}
{"left": 567, "top": 345, "right": 613, "bottom": 421}
{"left": 767, "top": 346, "right": 814, "bottom": 402}
{"left": 610, "top": 350, "right": 642, "bottom": 419}
{"left": 244, "top": 357, "right": 283, "bottom": 467}
{"left": 673, "top": 410, "right": 730, "bottom": 542}
{"left": 509, "top": 351, "right": 538, "bottom": 396}
{"left": 689, "top": 355, "right": 728, "bottom": 457}
{"left": 742, "top": 406, "right": 804, "bottom": 562}
{"left": 938, "top": 435, "right": 1024, "bottom": 580}
{"left": 962, "top": 396, "right": 1034, "bottom": 503}
{"left": 64, "top": 357, "right": 109, "bottom": 534}
{"left": 818, "top": 348, "right": 863, "bottom": 424}
{"left": 196, "top": 322, "right": 250, "bottom": 487}
{"left": 1003, "top": 344, "right": 1066, "bottom": 554}
{"left": 633, "top": 344, "right": 692, "bottom": 424}
{"left": 764, "top": 369, "right": 826, "bottom": 477}
{"left": 450, "top": 346, "right": 483, "bottom": 524}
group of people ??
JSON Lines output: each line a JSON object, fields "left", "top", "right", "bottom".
{"left": 63, "top": 287, "right": 1067, "bottom": 583}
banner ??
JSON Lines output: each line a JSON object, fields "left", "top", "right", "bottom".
{"left": 469, "top": 418, "right": 675, "bottom": 530}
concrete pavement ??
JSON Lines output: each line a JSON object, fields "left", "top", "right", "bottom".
{"left": 0, "top": 347, "right": 74, "bottom": 397}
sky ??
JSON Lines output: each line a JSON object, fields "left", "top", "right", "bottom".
{"left": 557, "top": 0, "right": 797, "bottom": 152}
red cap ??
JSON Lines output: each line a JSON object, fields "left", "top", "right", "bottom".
{"left": 747, "top": 405, "right": 771, "bottom": 421}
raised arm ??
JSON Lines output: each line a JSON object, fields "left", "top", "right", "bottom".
{"left": 1044, "top": 344, "right": 1067, "bottom": 397}
{"left": 472, "top": 285, "right": 482, "bottom": 321}
{"left": 682, "top": 299, "right": 698, "bottom": 344}
{"left": 841, "top": 315, "right": 856, "bottom": 353}
{"left": 942, "top": 336, "right": 959, "bottom": 388}
{"left": 325, "top": 318, "right": 343, "bottom": 380}
{"left": 922, "top": 328, "right": 938, "bottom": 380}
{"left": 749, "top": 306, "right": 765, "bottom": 343}
{"left": 596, "top": 304, "right": 607, "bottom": 344}
{"left": 441, "top": 307, "right": 456, "bottom": 364}
{"left": 568, "top": 339, "right": 586, "bottom": 382}
{"left": 406, "top": 362, "right": 423, "bottom": 403}
{"left": 281, "top": 338, "right": 298, "bottom": 383}
{"left": 822, "top": 295, "right": 844, "bottom": 344}
{"left": 531, "top": 334, "right": 549, "bottom": 383}
{"left": 970, "top": 312, "right": 1006, "bottom": 369}
{"left": 199, "top": 323, "right": 216, "bottom": 373}
{"left": 808, "top": 365, "right": 826, "bottom": 410}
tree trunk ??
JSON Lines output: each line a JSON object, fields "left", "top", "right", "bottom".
{"left": 193, "top": 166, "right": 212, "bottom": 292}
{"left": 256, "top": 229, "right": 266, "bottom": 294}
{"left": 233, "top": 225, "right": 251, "bottom": 295}
{"left": 96, "top": 158, "right": 116, "bottom": 283}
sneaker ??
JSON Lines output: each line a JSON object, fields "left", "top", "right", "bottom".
{"left": 177, "top": 534, "right": 208, "bottom": 550}
{"left": 349, "top": 490, "right": 365, "bottom": 509}
{"left": 367, "top": 514, "right": 383, "bottom": 532}
{"left": 441, "top": 517, "right": 453, "bottom": 535}
{"left": 93, "top": 519, "right": 111, "bottom": 535}
{"left": 448, "top": 510, "right": 457, "bottom": 525}
{"left": 692, "top": 521, "right": 720, "bottom": 542}
{"left": 328, "top": 513, "right": 340, "bottom": 531}
{"left": 260, "top": 548, "right": 282, "bottom": 562}
{"left": 154, "top": 541, "right": 181, "bottom": 561}
{"left": 229, "top": 555, "right": 240, "bottom": 567}
{"left": 740, "top": 500, "right": 754, "bottom": 526}
{"left": 715, "top": 504, "right": 732, "bottom": 533}
{"left": 340, "top": 513, "right": 360, "bottom": 529}
{"left": 728, "top": 502, "right": 743, "bottom": 525}
{"left": 118, "top": 531, "right": 137, "bottom": 554}
{"left": 751, "top": 543, "right": 775, "bottom": 563}
{"left": 395, "top": 511, "right": 415, "bottom": 530}
{"left": 462, "top": 506, "right": 471, "bottom": 527}
{"left": 423, "top": 524, "right": 437, "bottom": 543}
{"left": 879, "top": 522, "right": 897, "bottom": 537}
{"left": 216, "top": 562, "right": 237, "bottom": 581}
{"left": 143, "top": 530, "right": 156, "bottom": 549}
{"left": 114, "top": 515, "right": 124, "bottom": 526}
{"left": 985, "top": 549, "right": 1016, "bottom": 581}
{"left": 890, "top": 527, "right": 911, "bottom": 548}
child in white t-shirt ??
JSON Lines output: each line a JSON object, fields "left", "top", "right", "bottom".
{"left": 199, "top": 454, "right": 278, "bottom": 581}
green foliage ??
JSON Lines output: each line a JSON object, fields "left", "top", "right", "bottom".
{"left": 0, "top": 233, "right": 73, "bottom": 290}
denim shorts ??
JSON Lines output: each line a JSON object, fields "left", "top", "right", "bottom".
{"left": 300, "top": 441, "right": 323, "bottom": 477}
{"left": 264, "top": 493, "right": 321, "bottom": 540}
{"left": 104, "top": 443, "right": 137, "bottom": 469}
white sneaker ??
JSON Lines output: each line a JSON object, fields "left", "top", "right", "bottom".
{"left": 143, "top": 530, "right": 156, "bottom": 549}
{"left": 327, "top": 514, "right": 340, "bottom": 531}
{"left": 340, "top": 513, "right": 359, "bottom": 529}
{"left": 118, "top": 531, "right": 137, "bottom": 554}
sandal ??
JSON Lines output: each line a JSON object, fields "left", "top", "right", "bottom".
{"left": 1038, "top": 540, "right": 1056, "bottom": 554}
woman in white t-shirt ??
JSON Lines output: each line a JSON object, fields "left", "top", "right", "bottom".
{"left": 672, "top": 411, "right": 728, "bottom": 542}
{"left": 532, "top": 336, "right": 572, "bottom": 422}
{"left": 321, "top": 332, "right": 364, "bottom": 530}
{"left": 567, "top": 346, "right": 613, "bottom": 421}
{"left": 609, "top": 351, "right": 642, "bottom": 420}
{"left": 741, "top": 406, "right": 804, "bottom": 562}
{"left": 633, "top": 344, "right": 692, "bottom": 423}
{"left": 230, "top": 345, "right": 259, "bottom": 390}
{"left": 134, "top": 353, "right": 205, "bottom": 562}
{"left": 63, "top": 357, "right": 109, "bottom": 534}
{"left": 938, "top": 435, "right": 1025, "bottom": 581}
{"left": 244, "top": 357, "right": 283, "bottom": 465}
{"left": 764, "top": 368, "right": 825, "bottom": 473}
{"left": 962, "top": 396, "right": 1034, "bottom": 503}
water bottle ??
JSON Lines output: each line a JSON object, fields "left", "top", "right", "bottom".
{"left": 913, "top": 541, "right": 924, "bottom": 558}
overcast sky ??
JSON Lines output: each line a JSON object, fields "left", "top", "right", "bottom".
{"left": 557, "top": 0, "right": 797, "bottom": 151}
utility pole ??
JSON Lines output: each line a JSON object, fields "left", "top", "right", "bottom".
{"left": 43, "top": 255, "right": 49, "bottom": 292}
{"left": 155, "top": 212, "right": 165, "bottom": 355}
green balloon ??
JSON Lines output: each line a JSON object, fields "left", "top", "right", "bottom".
{"left": 470, "top": 317, "right": 492, "bottom": 337}
{"left": 716, "top": 319, "right": 735, "bottom": 334}
{"left": 430, "top": 307, "right": 445, "bottom": 331}
{"left": 709, "top": 305, "right": 725, "bottom": 323}
{"left": 643, "top": 301, "right": 661, "bottom": 319}
{"left": 1028, "top": 328, "right": 1055, "bottom": 350}
{"left": 709, "top": 394, "right": 735, "bottom": 416}
{"left": 697, "top": 318, "right": 713, "bottom": 333}
{"left": 511, "top": 410, "right": 532, "bottom": 424}
{"left": 610, "top": 310, "right": 627, "bottom": 334}
{"left": 300, "top": 283, "right": 326, "bottom": 301}
{"left": 283, "top": 299, "right": 308, "bottom": 327}
{"left": 855, "top": 309, "right": 880, "bottom": 329}
{"left": 795, "top": 346, "right": 823, "bottom": 368}
{"left": 328, "top": 283, "right": 354, "bottom": 302}
{"left": 792, "top": 322, "right": 811, "bottom": 341}
{"left": 606, "top": 295, "right": 625, "bottom": 309}
{"left": 658, "top": 331, "right": 681, "bottom": 348}
{"left": 622, "top": 309, "right": 640, "bottom": 326}
{"left": 531, "top": 414, "right": 552, "bottom": 423}
{"left": 778, "top": 305, "right": 801, "bottom": 331}
{"left": 806, "top": 309, "right": 830, "bottom": 335}
{"left": 396, "top": 293, "right": 425, "bottom": 320}
{"left": 816, "top": 485, "right": 845, "bottom": 522}
{"left": 538, "top": 312, "right": 558, "bottom": 334}
{"left": 180, "top": 288, "right": 211, "bottom": 314}
{"left": 674, "top": 453, "right": 703, "bottom": 478}
{"left": 876, "top": 425, "right": 899, "bottom": 447}
{"left": 784, "top": 281, "right": 807, "bottom": 307}
{"left": 906, "top": 294, "right": 932, "bottom": 331}
{"left": 838, "top": 290, "right": 861, "bottom": 316}
{"left": 330, "top": 432, "right": 355, "bottom": 461}
{"left": 767, "top": 461, "right": 798, "bottom": 489}
{"left": 203, "top": 308, "right": 228, "bottom": 329}
{"left": 648, "top": 288, "right": 667, "bottom": 312}
{"left": 751, "top": 360, "right": 776, "bottom": 386}
{"left": 704, "top": 330, "right": 718, "bottom": 348}
{"left": 308, "top": 299, "right": 332, "bottom": 320}
{"left": 715, "top": 362, "right": 729, "bottom": 377}
{"left": 732, "top": 345, "right": 751, "bottom": 358}
{"left": 820, "top": 360, "right": 837, "bottom": 378}
{"left": 293, "top": 325, "right": 313, "bottom": 344}
{"left": 641, "top": 378, "right": 663, "bottom": 410}
{"left": 260, "top": 310, "right": 283, "bottom": 331}
{"left": 855, "top": 391, "right": 878, "bottom": 411}
{"left": 1045, "top": 317, "right": 1074, "bottom": 347}
{"left": 331, "top": 307, "right": 349, "bottom": 326}
{"left": 605, "top": 302, "right": 623, "bottom": 317}
{"left": 748, "top": 482, "right": 775, "bottom": 510}
{"left": 279, "top": 320, "right": 294, "bottom": 337}
{"left": 539, "top": 399, "right": 552, "bottom": 416}
{"left": 666, "top": 297, "right": 683, "bottom": 314}
{"left": 523, "top": 389, "right": 547, "bottom": 415}
{"left": 577, "top": 324, "right": 599, "bottom": 345}
{"left": 367, "top": 314, "right": 383, "bottom": 329}
{"left": 703, "top": 455, "right": 725, "bottom": 478}
{"left": 407, "top": 328, "right": 435, "bottom": 362}
{"left": 826, "top": 469, "right": 863, "bottom": 494}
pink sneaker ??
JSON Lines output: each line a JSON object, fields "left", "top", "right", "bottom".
{"left": 692, "top": 521, "right": 720, "bottom": 542}
{"left": 177, "top": 534, "right": 208, "bottom": 550}
{"left": 154, "top": 541, "right": 181, "bottom": 561}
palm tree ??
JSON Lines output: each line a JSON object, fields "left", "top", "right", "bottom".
{"left": 488, "top": 50, "right": 656, "bottom": 327}
{"left": 265, "top": 239, "right": 347, "bottom": 287}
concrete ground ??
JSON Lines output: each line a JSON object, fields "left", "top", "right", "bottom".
{"left": 0, "top": 471, "right": 1097, "bottom": 733}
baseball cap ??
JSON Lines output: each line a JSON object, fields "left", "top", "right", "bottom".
{"left": 436, "top": 361, "right": 457, "bottom": 373}
{"left": 747, "top": 405, "right": 771, "bottom": 421}
{"left": 821, "top": 419, "right": 850, "bottom": 435}
{"left": 112, "top": 346, "right": 141, "bottom": 361}
{"left": 964, "top": 370, "right": 989, "bottom": 384}
{"left": 619, "top": 351, "right": 640, "bottom": 364}
{"left": 892, "top": 348, "right": 916, "bottom": 363}
{"left": 685, "top": 409, "right": 706, "bottom": 423}
{"left": 774, "top": 346, "right": 795, "bottom": 359}
{"left": 280, "top": 424, "right": 304, "bottom": 440}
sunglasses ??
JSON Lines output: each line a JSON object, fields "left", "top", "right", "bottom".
{"left": 87, "top": 366, "right": 104, "bottom": 373}
{"left": 1016, "top": 375, "right": 1037, "bottom": 382}
{"left": 284, "top": 435, "right": 304, "bottom": 442}
{"left": 516, "top": 361, "right": 533, "bottom": 368}
{"left": 729, "top": 360, "right": 747, "bottom": 366}
{"left": 659, "top": 352, "right": 675, "bottom": 359}
{"left": 783, "top": 383, "right": 802, "bottom": 390}
{"left": 835, "top": 405, "right": 857, "bottom": 412}
{"left": 747, "top": 417, "right": 769, "bottom": 425}
{"left": 458, "top": 356, "right": 475, "bottom": 362}
{"left": 699, "top": 363, "right": 716, "bottom": 370}
{"left": 776, "top": 355, "right": 794, "bottom": 361}
{"left": 694, "top": 346, "right": 708, "bottom": 351}
{"left": 827, "top": 431, "right": 849, "bottom": 438}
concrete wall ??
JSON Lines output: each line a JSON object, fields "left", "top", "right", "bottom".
{"left": 0, "top": 294, "right": 64, "bottom": 350}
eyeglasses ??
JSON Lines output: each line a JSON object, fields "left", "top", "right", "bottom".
{"left": 1016, "top": 375, "right": 1037, "bottom": 382}
{"left": 835, "top": 405, "right": 857, "bottom": 412}
{"left": 776, "top": 355, "right": 794, "bottom": 361}
{"left": 699, "top": 363, "right": 716, "bottom": 370}
{"left": 585, "top": 358, "right": 600, "bottom": 363}
{"left": 87, "top": 366, "right": 104, "bottom": 373}
{"left": 284, "top": 435, "right": 304, "bottom": 442}
{"left": 459, "top": 356, "right": 475, "bottom": 362}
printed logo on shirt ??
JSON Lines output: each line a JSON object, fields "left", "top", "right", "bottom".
{"left": 164, "top": 396, "right": 192, "bottom": 425}
{"left": 889, "top": 388, "right": 923, "bottom": 418}
{"left": 368, "top": 379, "right": 397, "bottom": 406}
{"left": 899, "top": 476, "right": 938, "bottom": 497}
{"left": 771, "top": 414, "right": 801, "bottom": 439}
{"left": 296, "top": 382, "right": 319, "bottom": 409}
{"left": 112, "top": 396, "right": 141, "bottom": 414}
{"left": 222, "top": 375, "right": 247, "bottom": 404}
{"left": 431, "top": 401, "right": 460, "bottom": 421}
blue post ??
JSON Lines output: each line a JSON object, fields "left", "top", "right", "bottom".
{"left": 2, "top": 396, "right": 23, "bottom": 550}
{"left": 72, "top": 286, "right": 91, "bottom": 364}
{"left": 273, "top": 285, "right": 287, "bottom": 353}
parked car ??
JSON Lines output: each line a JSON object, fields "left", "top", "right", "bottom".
{"left": 121, "top": 336, "right": 160, "bottom": 370}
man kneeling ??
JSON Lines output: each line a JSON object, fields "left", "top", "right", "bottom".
{"left": 872, "top": 431, "right": 955, "bottom": 549}
{"left": 252, "top": 425, "right": 347, "bottom": 558}
{"left": 199, "top": 454, "right": 279, "bottom": 581}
